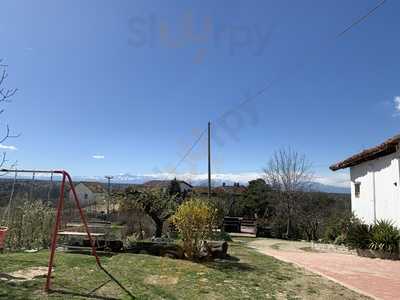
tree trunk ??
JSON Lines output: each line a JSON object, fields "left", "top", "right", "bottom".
{"left": 286, "top": 216, "right": 291, "bottom": 239}
{"left": 154, "top": 219, "right": 164, "bottom": 238}
{"left": 286, "top": 201, "right": 291, "bottom": 238}
{"left": 198, "top": 241, "right": 229, "bottom": 259}
{"left": 148, "top": 212, "right": 165, "bottom": 238}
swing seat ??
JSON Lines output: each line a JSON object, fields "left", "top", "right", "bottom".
{"left": 0, "top": 227, "right": 8, "bottom": 249}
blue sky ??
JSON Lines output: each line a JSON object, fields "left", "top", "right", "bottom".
{"left": 0, "top": 0, "right": 399, "bottom": 186}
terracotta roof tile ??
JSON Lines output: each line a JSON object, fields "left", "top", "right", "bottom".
{"left": 330, "top": 134, "right": 400, "bottom": 171}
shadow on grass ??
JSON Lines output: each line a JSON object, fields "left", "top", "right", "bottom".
{"left": 49, "top": 289, "right": 121, "bottom": 300}
{"left": 61, "top": 250, "right": 117, "bottom": 258}
{"left": 0, "top": 280, "right": 41, "bottom": 300}
{"left": 0, "top": 251, "right": 114, "bottom": 272}
{"left": 202, "top": 256, "right": 257, "bottom": 273}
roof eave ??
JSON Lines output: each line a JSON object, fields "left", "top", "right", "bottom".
{"left": 330, "top": 135, "right": 400, "bottom": 172}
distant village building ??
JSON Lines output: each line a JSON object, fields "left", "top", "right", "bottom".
{"left": 143, "top": 180, "right": 193, "bottom": 193}
{"left": 193, "top": 183, "right": 246, "bottom": 198}
{"left": 330, "top": 134, "right": 400, "bottom": 224}
{"left": 69, "top": 182, "right": 106, "bottom": 207}
{"left": 177, "top": 181, "right": 193, "bottom": 193}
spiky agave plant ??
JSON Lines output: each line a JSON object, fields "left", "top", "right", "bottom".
{"left": 369, "top": 219, "right": 400, "bottom": 253}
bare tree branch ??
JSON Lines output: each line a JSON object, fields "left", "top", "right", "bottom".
{"left": 264, "top": 147, "right": 313, "bottom": 192}
{"left": 263, "top": 147, "right": 313, "bottom": 238}
{"left": 0, "top": 59, "right": 19, "bottom": 169}
{"left": 0, "top": 125, "right": 21, "bottom": 144}
{"left": 0, "top": 152, "right": 7, "bottom": 169}
{"left": 0, "top": 160, "right": 18, "bottom": 177}
{"left": 0, "top": 63, "right": 18, "bottom": 103}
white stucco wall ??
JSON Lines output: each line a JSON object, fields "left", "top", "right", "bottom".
{"left": 69, "top": 183, "right": 94, "bottom": 206}
{"left": 350, "top": 151, "right": 400, "bottom": 225}
{"left": 178, "top": 182, "right": 192, "bottom": 193}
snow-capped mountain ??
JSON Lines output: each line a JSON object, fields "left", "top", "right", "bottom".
{"left": 71, "top": 172, "right": 350, "bottom": 194}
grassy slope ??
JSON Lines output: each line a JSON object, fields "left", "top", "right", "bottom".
{"left": 0, "top": 240, "right": 369, "bottom": 300}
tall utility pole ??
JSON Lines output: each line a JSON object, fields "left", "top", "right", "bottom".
{"left": 208, "top": 121, "right": 211, "bottom": 199}
{"left": 105, "top": 176, "right": 113, "bottom": 216}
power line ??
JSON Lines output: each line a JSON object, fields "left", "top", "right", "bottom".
{"left": 172, "top": 128, "right": 207, "bottom": 173}
{"left": 337, "top": 0, "right": 387, "bottom": 38}
{"left": 172, "top": 0, "right": 387, "bottom": 172}
{"left": 214, "top": 80, "right": 276, "bottom": 123}
{"left": 216, "top": 0, "right": 388, "bottom": 122}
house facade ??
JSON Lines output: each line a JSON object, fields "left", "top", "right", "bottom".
{"left": 330, "top": 134, "right": 400, "bottom": 225}
{"left": 69, "top": 182, "right": 106, "bottom": 207}
{"left": 177, "top": 181, "right": 193, "bottom": 193}
{"left": 142, "top": 180, "right": 193, "bottom": 193}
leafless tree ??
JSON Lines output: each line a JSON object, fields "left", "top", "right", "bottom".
{"left": 0, "top": 59, "right": 19, "bottom": 169}
{"left": 263, "top": 147, "right": 313, "bottom": 238}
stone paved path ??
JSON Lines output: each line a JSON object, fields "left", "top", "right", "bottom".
{"left": 249, "top": 239, "right": 400, "bottom": 300}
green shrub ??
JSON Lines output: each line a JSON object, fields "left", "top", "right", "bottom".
{"left": 369, "top": 220, "right": 400, "bottom": 253}
{"left": 323, "top": 212, "right": 353, "bottom": 243}
{"left": 4, "top": 200, "right": 55, "bottom": 250}
{"left": 124, "top": 234, "right": 138, "bottom": 248}
{"left": 333, "top": 234, "right": 346, "bottom": 245}
{"left": 211, "top": 230, "right": 233, "bottom": 242}
{"left": 344, "top": 221, "right": 372, "bottom": 249}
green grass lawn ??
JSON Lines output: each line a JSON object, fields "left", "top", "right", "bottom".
{"left": 0, "top": 240, "right": 368, "bottom": 300}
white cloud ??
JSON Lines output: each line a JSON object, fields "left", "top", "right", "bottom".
{"left": 92, "top": 155, "right": 105, "bottom": 159}
{"left": 313, "top": 172, "right": 350, "bottom": 188}
{"left": 394, "top": 96, "right": 400, "bottom": 116}
{"left": 0, "top": 144, "right": 17, "bottom": 151}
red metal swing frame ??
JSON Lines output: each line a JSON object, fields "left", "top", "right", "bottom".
{"left": 0, "top": 169, "right": 131, "bottom": 296}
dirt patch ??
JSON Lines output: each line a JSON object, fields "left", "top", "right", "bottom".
{"left": 144, "top": 275, "right": 179, "bottom": 286}
{"left": 300, "top": 246, "right": 323, "bottom": 253}
{"left": 0, "top": 266, "right": 48, "bottom": 282}
{"left": 270, "top": 243, "right": 285, "bottom": 251}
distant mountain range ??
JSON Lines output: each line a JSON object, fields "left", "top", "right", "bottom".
{"left": 308, "top": 182, "right": 350, "bottom": 194}
{"left": 0, "top": 172, "right": 350, "bottom": 194}
{"left": 72, "top": 173, "right": 351, "bottom": 194}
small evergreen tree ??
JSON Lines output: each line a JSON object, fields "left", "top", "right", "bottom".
{"left": 168, "top": 178, "right": 182, "bottom": 196}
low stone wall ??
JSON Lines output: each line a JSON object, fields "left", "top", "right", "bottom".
{"left": 311, "top": 242, "right": 400, "bottom": 260}
{"left": 356, "top": 249, "right": 399, "bottom": 260}
{"left": 311, "top": 242, "right": 357, "bottom": 255}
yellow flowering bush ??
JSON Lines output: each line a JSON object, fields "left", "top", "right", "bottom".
{"left": 171, "top": 199, "right": 217, "bottom": 259}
